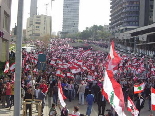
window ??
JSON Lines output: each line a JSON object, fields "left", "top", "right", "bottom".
{"left": 36, "top": 26, "right": 39, "bottom": 28}
{"left": 35, "top": 22, "right": 41, "bottom": 24}
{"left": 3, "top": 11, "right": 10, "bottom": 32}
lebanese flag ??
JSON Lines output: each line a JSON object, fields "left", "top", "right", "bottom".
{"left": 107, "top": 41, "right": 121, "bottom": 70}
{"left": 70, "top": 66, "right": 80, "bottom": 74}
{"left": 134, "top": 83, "right": 145, "bottom": 94}
{"left": 77, "top": 60, "right": 83, "bottom": 66}
{"left": 67, "top": 72, "right": 74, "bottom": 78}
{"left": 4, "top": 61, "right": 9, "bottom": 73}
{"left": 102, "top": 70, "right": 126, "bottom": 116}
{"left": 33, "top": 68, "right": 38, "bottom": 73}
{"left": 32, "top": 58, "right": 38, "bottom": 64}
{"left": 127, "top": 96, "right": 139, "bottom": 116}
{"left": 50, "top": 60, "right": 55, "bottom": 65}
{"left": 58, "top": 82, "right": 66, "bottom": 107}
{"left": 56, "top": 69, "right": 65, "bottom": 78}
{"left": 151, "top": 87, "right": 155, "bottom": 111}
{"left": 10, "top": 63, "right": 15, "bottom": 71}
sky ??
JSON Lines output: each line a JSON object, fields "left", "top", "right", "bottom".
{"left": 11, "top": 0, "right": 110, "bottom": 32}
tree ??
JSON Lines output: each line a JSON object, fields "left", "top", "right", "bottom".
{"left": 39, "top": 34, "right": 51, "bottom": 49}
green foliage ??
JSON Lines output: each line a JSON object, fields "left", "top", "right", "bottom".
{"left": 65, "top": 25, "right": 111, "bottom": 40}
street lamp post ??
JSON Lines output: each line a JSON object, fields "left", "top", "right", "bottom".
{"left": 14, "top": 0, "right": 24, "bottom": 116}
{"left": 134, "top": 36, "right": 138, "bottom": 54}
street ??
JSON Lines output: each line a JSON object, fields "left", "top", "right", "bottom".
{"left": 0, "top": 96, "right": 154, "bottom": 116}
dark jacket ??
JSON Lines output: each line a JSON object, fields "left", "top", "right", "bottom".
{"left": 97, "top": 91, "right": 106, "bottom": 105}
{"left": 24, "top": 92, "right": 32, "bottom": 100}
{"left": 61, "top": 108, "right": 68, "bottom": 116}
{"left": 136, "top": 96, "right": 145, "bottom": 110}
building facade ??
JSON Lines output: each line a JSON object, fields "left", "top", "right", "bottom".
{"left": 62, "top": 0, "right": 79, "bottom": 36}
{"left": 30, "top": 0, "right": 38, "bottom": 17}
{"left": 139, "top": 0, "right": 155, "bottom": 27}
{"left": 26, "top": 15, "right": 51, "bottom": 39}
{"left": 110, "top": 0, "right": 140, "bottom": 33}
{"left": 0, "top": 0, "right": 12, "bottom": 62}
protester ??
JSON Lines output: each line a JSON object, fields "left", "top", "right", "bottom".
{"left": 53, "top": 83, "right": 58, "bottom": 106}
{"left": 1, "top": 82, "right": 6, "bottom": 108}
{"left": 97, "top": 89, "right": 106, "bottom": 116}
{"left": 49, "top": 103, "right": 57, "bottom": 116}
{"left": 5, "top": 82, "right": 11, "bottom": 108}
{"left": 86, "top": 90, "right": 94, "bottom": 116}
{"left": 135, "top": 93, "right": 145, "bottom": 116}
{"left": 77, "top": 81, "right": 86, "bottom": 105}
{"left": 38, "top": 87, "right": 46, "bottom": 114}
{"left": 72, "top": 106, "right": 80, "bottom": 116}
{"left": 24, "top": 87, "right": 33, "bottom": 116}
{"left": 67, "top": 80, "right": 74, "bottom": 102}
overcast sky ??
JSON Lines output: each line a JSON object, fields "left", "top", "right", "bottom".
{"left": 11, "top": 0, "right": 110, "bottom": 32}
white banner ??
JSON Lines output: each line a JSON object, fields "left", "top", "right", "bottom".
{"left": 139, "top": 34, "right": 147, "bottom": 41}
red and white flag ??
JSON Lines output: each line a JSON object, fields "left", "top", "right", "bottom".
{"left": 107, "top": 41, "right": 121, "bottom": 70}
{"left": 10, "top": 63, "right": 15, "bottom": 71}
{"left": 102, "top": 70, "right": 126, "bottom": 116}
{"left": 151, "top": 87, "right": 155, "bottom": 111}
{"left": 67, "top": 72, "right": 74, "bottom": 78}
{"left": 50, "top": 60, "right": 55, "bottom": 65}
{"left": 4, "top": 61, "right": 9, "bottom": 73}
{"left": 70, "top": 66, "right": 80, "bottom": 74}
{"left": 127, "top": 96, "right": 139, "bottom": 116}
{"left": 56, "top": 69, "right": 65, "bottom": 78}
{"left": 32, "top": 58, "right": 38, "bottom": 64}
{"left": 58, "top": 82, "right": 66, "bottom": 107}
{"left": 134, "top": 83, "right": 145, "bottom": 94}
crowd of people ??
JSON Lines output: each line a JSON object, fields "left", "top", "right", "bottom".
{"left": 0, "top": 39, "right": 155, "bottom": 116}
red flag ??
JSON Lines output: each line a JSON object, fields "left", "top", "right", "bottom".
{"left": 107, "top": 41, "right": 121, "bottom": 70}
{"left": 151, "top": 87, "right": 155, "bottom": 111}
{"left": 127, "top": 96, "right": 139, "bottom": 116}
{"left": 4, "top": 61, "right": 9, "bottom": 73}
{"left": 58, "top": 82, "right": 66, "bottom": 107}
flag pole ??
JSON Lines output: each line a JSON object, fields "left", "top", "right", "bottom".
{"left": 14, "top": 0, "right": 24, "bottom": 116}
{"left": 151, "top": 87, "right": 152, "bottom": 114}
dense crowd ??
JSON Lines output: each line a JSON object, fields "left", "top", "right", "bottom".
{"left": 0, "top": 39, "right": 155, "bottom": 116}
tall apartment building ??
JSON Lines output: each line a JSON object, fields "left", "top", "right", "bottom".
{"left": 0, "top": 0, "right": 12, "bottom": 62}
{"left": 30, "top": 0, "right": 38, "bottom": 17}
{"left": 139, "top": 0, "right": 155, "bottom": 27}
{"left": 110, "top": 0, "right": 140, "bottom": 33}
{"left": 62, "top": 0, "right": 80, "bottom": 35}
{"left": 26, "top": 15, "right": 51, "bottom": 39}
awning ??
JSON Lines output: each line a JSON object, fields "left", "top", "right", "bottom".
{"left": 136, "top": 42, "right": 155, "bottom": 46}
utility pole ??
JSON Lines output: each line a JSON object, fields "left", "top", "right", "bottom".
{"left": 14, "top": 0, "right": 24, "bottom": 116}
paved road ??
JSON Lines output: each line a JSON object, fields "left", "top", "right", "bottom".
{"left": 0, "top": 96, "right": 154, "bottom": 116}
{"left": 48, "top": 96, "right": 154, "bottom": 116}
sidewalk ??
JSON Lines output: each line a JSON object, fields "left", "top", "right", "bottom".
{"left": 0, "top": 100, "right": 49, "bottom": 116}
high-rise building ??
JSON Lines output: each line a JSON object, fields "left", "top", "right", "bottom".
{"left": 139, "top": 0, "right": 155, "bottom": 27}
{"left": 30, "top": 0, "right": 38, "bottom": 17}
{"left": 110, "top": 0, "right": 140, "bottom": 33}
{"left": 26, "top": 15, "right": 51, "bottom": 39}
{"left": 62, "top": 0, "right": 80, "bottom": 35}
{"left": 0, "top": 0, "right": 12, "bottom": 62}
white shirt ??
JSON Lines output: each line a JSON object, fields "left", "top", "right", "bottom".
{"left": 35, "top": 89, "right": 40, "bottom": 98}
{"left": 72, "top": 111, "right": 80, "bottom": 116}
